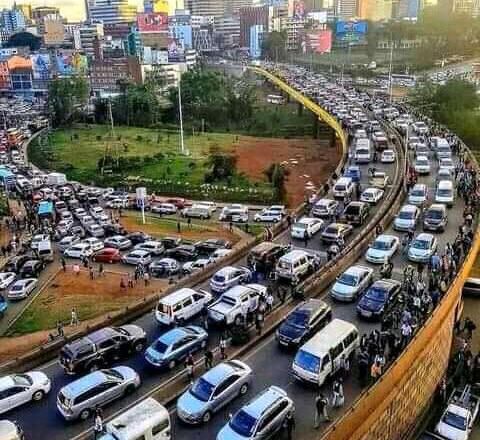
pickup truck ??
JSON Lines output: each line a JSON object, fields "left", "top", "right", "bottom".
{"left": 207, "top": 284, "right": 266, "bottom": 326}
{"left": 369, "top": 171, "right": 389, "bottom": 189}
{"left": 435, "top": 386, "right": 480, "bottom": 440}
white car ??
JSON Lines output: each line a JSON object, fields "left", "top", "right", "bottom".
{"left": 360, "top": 187, "right": 384, "bottom": 204}
{"left": 80, "top": 215, "right": 95, "bottom": 227}
{"left": 64, "top": 242, "right": 93, "bottom": 259}
{"left": 414, "top": 156, "right": 431, "bottom": 175}
{"left": 90, "top": 206, "right": 105, "bottom": 219}
{"left": 437, "top": 167, "right": 454, "bottom": 182}
{"left": 408, "top": 233, "right": 438, "bottom": 263}
{"left": 98, "top": 214, "right": 111, "bottom": 227}
{"left": 268, "top": 205, "right": 286, "bottom": 216}
{"left": 254, "top": 209, "right": 282, "bottom": 223}
{"left": 7, "top": 278, "right": 38, "bottom": 300}
{"left": 30, "top": 234, "right": 49, "bottom": 250}
{"left": 330, "top": 265, "right": 374, "bottom": 302}
{"left": 393, "top": 204, "right": 420, "bottom": 231}
{"left": 0, "top": 272, "right": 15, "bottom": 290}
{"left": 83, "top": 237, "right": 104, "bottom": 252}
{"left": 122, "top": 250, "right": 152, "bottom": 266}
{"left": 104, "top": 235, "right": 132, "bottom": 250}
{"left": 365, "top": 234, "right": 400, "bottom": 264}
{"left": 151, "top": 203, "right": 177, "bottom": 215}
{"left": 381, "top": 149, "right": 396, "bottom": 163}
{"left": 0, "top": 372, "right": 51, "bottom": 414}
{"left": 408, "top": 184, "right": 428, "bottom": 206}
{"left": 291, "top": 217, "right": 324, "bottom": 239}
{"left": 183, "top": 258, "right": 211, "bottom": 274}
{"left": 209, "top": 248, "right": 232, "bottom": 263}
{"left": 73, "top": 207, "right": 87, "bottom": 220}
{"left": 439, "top": 157, "right": 455, "bottom": 172}
{"left": 58, "top": 235, "right": 81, "bottom": 251}
{"left": 312, "top": 198, "right": 338, "bottom": 218}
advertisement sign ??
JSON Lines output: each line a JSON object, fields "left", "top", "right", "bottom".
{"left": 307, "top": 11, "right": 327, "bottom": 23}
{"left": 137, "top": 12, "right": 168, "bottom": 33}
{"left": 305, "top": 29, "right": 332, "bottom": 53}
{"left": 288, "top": 0, "right": 306, "bottom": 18}
{"left": 30, "top": 54, "right": 50, "bottom": 80}
{"left": 167, "top": 38, "right": 185, "bottom": 62}
{"left": 335, "top": 20, "right": 368, "bottom": 42}
{"left": 56, "top": 52, "right": 88, "bottom": 76}
{"left": 153, "top": 0, "right": 169, "bottom": 13}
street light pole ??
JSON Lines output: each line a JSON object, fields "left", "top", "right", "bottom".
{"left": 178, "top": 75, "right": 186, "bottom": 155}
{"left": 388, "top": 38, "right": 394, "bottom": 104}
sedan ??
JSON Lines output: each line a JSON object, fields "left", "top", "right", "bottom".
{"left": 381, "top": 149, "right": 396, "bottom": 163}
{"left": 357, "top": 279, "right": 402, "bottom": 319}
{"left": 0, "top": 372, "right": 51, "bottom": 415}
{"left": 144, "top": 326, "right": 208, "bottom": 369}
{"left": 165, "top": 245, "right": 198, "bottom": 262}
{"left": 64, "top": 243, "right": 93, "bottom": 259}
{"left": 439, "top": 157, "right": 455, "bottom": 172}
{"left": 7, "top": 278, "right": 37, "bottom": 300}
{"left": 183, "top": 259, "right": 212, "bottom": 274}
{"left": 19, "top": 260, "right": 44, "bottom": 278}
{"left": 177, "top": 360, "right": 253, "bottom": 424}
{"left": 122, "top": 250, "right": 152, "bottom": 266}
{"left": 343, "top": 166, "right": 361, "bottom": 183}
{"left": 291, "top": 217, "right": 323, "bottom": 239}
{"left": 408, "top": 184, "right": 428, "bottom": 207}
{"left": 150, "top": 258, "right": 180, "bottom": 277}
{"left": 394, "top": 204, "right": 420, "bottom": 231}
{"left": 83, "top": 237, "right": 104, "bottom": 252}
{"left": 360, "top": 187, "right": 384, "bottom": 205}
{"left": 254, "top": 209, "right": 282, "bottom": 223}
{"left": 312, "top": 198, "right": 338, "bottom": 218}
{"left": 92, "top": 247, "right": 121, "bottom": 264}
{"left": 365, "top": 234, "right": 400, "bottom": 264}
{"left": 0, "top": 272, "right": 16, "bottom": 290}
{"left": 330, "top": 265, "right": 374, "bottom": 302}
{"left": 210, "top": 266, "right": 252, "bottom": 294}
{"left": 414, "top": 156, "right": 431, "bottom": 175}
{"left": 321, "top": 223, "right": 353, "bottom": 243}
{"left": 104, "top": 235, "right": 132, "bottom": 250}
{"left": 408, "top": 233, "right": 438, "bottom": 263}
{"left": 152, "top": 203, "right": 177, "bottom": 215}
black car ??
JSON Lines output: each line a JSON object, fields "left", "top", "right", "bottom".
{"left": 3, "top": 254, "right": 31, "bottom": 274}
{"left": 165, "top": 245, "right": 198, "bottom": 262}
{"left": 160, "top": 236, "right": 182, "bottom": 250}
{"left": 126, "top": 232, "right": 152, "bottom": 245}
{"left": 356, "top": 279, "right": 402, "bottom": 320}
{"left": 70, "top": 225, "right": 86, "bottom": 239}
{"left": 59, "top": 325, "right": 147, "bottom": 375}
{"left": 103, "top": 223, "right": 126, "bottom": 237}
{"left": 194, "top": 239, "right": 232, "bottom": 256}
{"left": 343, "top": 202, "right": 370, "bottom": 226}
{"left": 19, "top": 260, "right": 45, "bottom": 278}
{"left": 276, "top": 299, "right": 332, "bottom": 348}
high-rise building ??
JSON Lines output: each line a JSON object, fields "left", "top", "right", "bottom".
{"left": 397, "top": 0, "right": 420, "bottom": 17}
{"left": 32, "top": 6, "right": 59, "bottom": 22}
{"left": 335, "top": 0, "right": 358, "bottom": 18}
{"left": 16, "top": 4, "right": 32, "bottom": 21}
{"left": 240, "top": 5, "right": 269, "bottom": 47}
{"left": 358, "top": 0, "right": 392, "bottom": 20}
{"left": 87, "top": 0, "right": 137, "bottom": 24}
{"left": 43, "top": 18, "right": 65, "bottom": 45}
{"left": 144, "top": 0, "right": 185, "bottom": 15}
{"left": 73, "top": 22, "right": 105, "bottom": 57}
{"left": 185, "top": 0, "right": 253, "bottom": 17}
{"left": 249, "top": 24, "right": 264, "bottom": 57}
{"left": 0, "top": 8, "right": 26, "bottom": 34}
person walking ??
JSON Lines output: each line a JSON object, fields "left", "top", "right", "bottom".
{"left": 371, "top": 360, "right": 382, "bottom": 383}
{"left": 331, "top": 379, "right": 344, "bottom": 408}
{"left": 70, "top": 307, "right": 79, "bottom": 326}
{"left": 219, "top": 334, "right": 227, "bottom": 360}
{"left": 89, "top": 266, "right": 95, "bottom": 280}
{"left": 56, "top": 320, "right": 64, "bottom": 338}
{"left": 205, "top": 349, "right": 214, "bottom": 370}
{"left": 143, "top": 272, "right": 150, "bottom": 287}
{"left": 284, "top": 412, "right": 296, "bottom": 440}
{"left": 98, "top": 263, "right": 104, "bottom": 277}
{"left": 185, "top": 353, "right": 195, "bottom": 383}
{"left": 93, "top": 407, "right": 104, "bottom": 439}
{"left": 314, "top": 393, "right": 330, "bottom": 428}
{"left": 61, "top": 257, "right": 66, "bottom": 272}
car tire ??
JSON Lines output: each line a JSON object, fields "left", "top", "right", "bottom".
{"left": 32, "top": 390, "right": 45, "bottom": 401}
{"left": 124, "top": 384, "right": 136, "bottom": 396}
{"left": 239, "top": 383, "right": 249, "bottom": 396}
{"left": 79, "top": 408, "right": 91, "bottom": 421}
{"left": 202, "top": 411, "right": 212, "bottom": 424}
{"left": 168, "top": 359, "right": 176, "bottom": 370}
{"left": 134, "top": 340, "right": 145, "bottom": 352}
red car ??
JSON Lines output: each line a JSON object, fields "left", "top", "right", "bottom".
{"left": 92, "top": 248, "right": 122, "bottom": 264}
{"left": 165, "top": 198, "right": 186, "bottom": 209}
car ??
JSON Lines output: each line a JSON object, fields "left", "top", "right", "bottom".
{"left": 30, "top": 234, "right": 49, "bottom": 251}
{"left": 125, "top": 232, "right": 152, "bottom": 246}
{"left": 85, "top": 223, "right": 105, "bottom": 238}
{"left": 312, "top": 198, "right": 338, "bottom": 218}
{"left": 210, "top": 266, "right": 252, "bottom": 294}
{"left": 381, "top": 149, "right": 396, "bottom": 163}
{"left": 254, "top": 209, "right": 282, "bottom": 223}
{"left": 164, "top": 197, "right": 186, "bottom": 209}
{"left": 97, "top": 214, "right": 111, "bottom": 227}
{"left": 165, "top": 245, "right": 198, "bottom": 262}
{"left": 365, "top": 234, "right": 400, "bottom": 264}
{"left": 321, "top": 223, "right": 353, "bottom": 243}
{"left": 177, "top": 360, "right": 253, "bottom": 424}
{"left": 268, "top": 205, "right": 286, "bottom": 216}
{"left": 343, "top": 201, "right": 370, "bottom": 226}
{"left": 59, "top": 325, "right": 147, "bottom": 375}
{"left": 423, "top": 204, "right": 448, "bottom": 232}
{"left": 92, "top": 247, "right": 122, "bottom": 264}
{"left": 394, "top": 204, "right": 421, "bottom": 231}
{"left": 194, "top": 239, "right": 232, "bottom": 256}
{"left": 7, "top": 278, "right": 37, "bottom": 300}
{"left": 57, "top": 234, "right": 80, "bottom": 251}
{"left": 55, "top": 219, "right": 73, "bottom": 237}
{"left": 276, "top": 299, "right": 332, "bottom": 348}
{"left": 216, "top": 386, "right": 294, "bottom": 440}
{"left": 408, "top": 233, "right": 438, "bottom": 263}
{"left": 291, "top": 217, "right": 324, "bottom": 239}
{"left": 144, "top": 326, "right": 208, "bottom": 369}
{"left": 437, "top": 167, "right": 454, "bottom": 182}
{"left": 83, "top": 237, "right": 104, "bottom": 253}
{"left": 0, "top": 420, "right": 24, "bottom": 439}
{"left": 70, "top": 225, "right": 86, "bottom": 238}
{"left": 360, "top": 187, "right": 384, "bottom": 204}
{"left": 150, "top": 258, "right": 181, "bottom": 277}
{"left": 3, "top": 255, "right": 31, "bottom": 274}
{"left": 357, "top": 279, "right": 402, "bottom": 319}
{"left": 183, "top": 258, "right": 212, "bottom": 274}
{"left": 80, "top": 215, "right": 96, "bottom": 228}
{"left": 151, "top": 203, "right": 177, "bottom": 215}
{"left": 64, "top": 242, "right": 93, "bottom": 259}
{"left": 408, "top": 184, "right": 428, "bottom": 207}
{"left": 414, "top": 156, "right": 431, "bottom": 175}
{"left": 89, "top": 206, "right": 104, "bottom": 219}
{"left": 330, "top": 265, "right": 374, "bottom": 302}
{"left": 134, "top": 240, "right": 165, "bottom": 256}
{"left": 73, "top": 207, "right": 87, "bottom": 220}
{"left": 463, "top": 277, "right": 480, "bottom": 296}
{"left": 219, "top": 204, "right": 249, "bottom": 223}
{"left": 439, "top": 157, "right": 455, "bottom": 172}
{"left": 104, "top": 235, "right": 132, "bottom": 250}
{"left": 56, "top": 366, "right": 141, "bottom": 421}
{"left": 369, "top": 171, "right": 389, "bottom": 189}
{"left": 122, "top": 249, "right": 152, "bottom": 266}
{"left": 209, "top": 248, "right": 233, "bottom": 263}
{"left": 18, "top": 260, "right": 44, "bottom": 278}
{"left": 182, "top": 206, "right": 211, "bottom": 220}
{"left": 0, "top": 371, "right": 51, "bottom": 415}
{"left": 0, "top": 272, "right": 15, "bottom": 290}
{"left": 343, "top": 166, "right": 361, "bottom": 183}
{"left": 161, "top": 236, "right": 182, "bottom": 250}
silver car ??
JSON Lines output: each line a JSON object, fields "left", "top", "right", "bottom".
{"left": 177, "top": 360, "right": 252, "bottom": 424}
{"left": 56, "top": 366, "right": 141, "bottom": 421}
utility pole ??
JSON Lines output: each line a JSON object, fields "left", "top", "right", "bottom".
{"left": 178, "top": 75, "right": 186, "bottom": 155}
{"left": 388, "top": 37, "right": 394, "bottom": 104}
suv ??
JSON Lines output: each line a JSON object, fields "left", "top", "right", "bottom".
{"left": 59, "top": 325, "right": 147, "bottom": 375}
{"left": 276, "top": 299, "right": 332, "bottom": 348}
{"left": 343, "top": 202, "right": 370, "bottom": 226}
{"left": 247, "top": 242, "right": 290, "bottom": 272}
{"left": 423, "top": 204, "right": 448, "bottom": 232}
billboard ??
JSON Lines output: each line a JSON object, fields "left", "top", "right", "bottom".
{"left": 307, "top": 11, "right": 327, "bottom": 23}
{"left": 335, "top": 20, "right": 368, "bottom": 42}
{"left": 288, "top": 0, "right": 306, "bottom": 18}
{"left": 167, "top": 38, "right": 185, "bottom": 62}
{"left": 137, "top": 12, "right": 168, "bottom": 33}
{"left": 56, "top": 52, "right": 88, "bottom": 76}
{"left": 30, "top": 54, "right": 50, "bottom": 80}
{"left": 304, "top": 29, "right": 332, "bottom": 53}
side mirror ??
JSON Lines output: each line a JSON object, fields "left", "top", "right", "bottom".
{"left": 228, "top": 413, "right": 233, "bottom": 420}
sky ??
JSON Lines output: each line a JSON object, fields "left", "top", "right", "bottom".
{"left": 0, "top": 0, "right": 143, "bottom": 22}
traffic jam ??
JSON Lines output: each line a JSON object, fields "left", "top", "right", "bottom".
{"left": 0, "top": 62, "right": 476, "bottom": 440}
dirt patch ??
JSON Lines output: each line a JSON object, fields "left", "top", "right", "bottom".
{"left": 233, "top": 136, "right": 341, "bottom": 206}
{"left": 8, "top": 268, "right": 168, "bottom": 336}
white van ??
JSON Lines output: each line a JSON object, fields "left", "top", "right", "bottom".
{"left": 292, "top": 319, "right": 359, "bottom": 386}
{"left": 275, "top": 250, "right": 317, "bottom": 283}
{"left": 195, "top": 201, "right": 217, "bottom": 213}
{"left": 155, "top": 288, "right": 212, "bottom": 326}
{"left": 38, "top": 239, "right": 54, "bottom": 262}
{"left": 354, "top": 144, "right": 371, "bottom": 164}
{"left": 333, "top": 177, "right": 354, "bottom": 200}
{"left": 435, "top": 180, "right": 455, "bottom": 208}
{"left": 0, "top": 420, "right": 24, "bottom": 440}
{"left": 99, "top": 398, "right": 171, "bottom": 440}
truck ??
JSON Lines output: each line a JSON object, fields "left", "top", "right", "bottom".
{"left": 435, "top": 385, "right": 480, "bottom": 440}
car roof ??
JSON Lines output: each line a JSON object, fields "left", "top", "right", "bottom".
{"left": 370, "top": 279, "right": 401, "bottom": 291}
{"left": 344, "top": 265, "right": 371, "bottom": 276}
{"left": 201, "top": 361, "right": 238, "bottom": 386}
{"left": 376, "top": 234, "right": 397, "bottom": 242}
{"left": 428, "top": 204, "right": 446, "bottom": 211}
{"left": 416, "top": 233, "right": 434, "bottom": 241}
{"left": 0, "top": 376, "right": 15, "bottom": 391}
{"left": 301, "top": 319, "right": 357, "bottom": 355}
{"left": 159, "top": 327, "right": 189, "bottom": 345}
{"left": 295, "top": 299, "right": 328, "bottom": 315}
{"left": 61, "top": 370, "right": 110, "bottom": 397}
{"left": 437, "top": 180, "right": 453, "bottom": 188}
{"left": 161, "top": 288, "right": 197, "bottom": 305}
{"left": 401, "top": 204, "right": 418, "bottom": 212}
{"left": 243, "top": 386, "right": 288, "bottom": 418}
{"left": 280, "top": 250, "right": 310, "bottom": 261}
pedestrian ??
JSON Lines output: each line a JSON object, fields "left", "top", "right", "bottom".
{"left": 371, "top": 360, "right": 382, "bottom": 382}
{"left": 70, "top": 307, "right": 79, "bottom": 326}
{"left": 61, "top": 257, "right": 66, "bottom": 272}
{"left": 127, "top": 273, "right": 134, "bottom": 288}
{"left": 185, "top": 353, "right": 194, "bottom": 383}
{"left": 266, "top": 291, "right": 274, "bottom": 313}
{"left": 98, "top": 263, "right": 104, "bottom": 277}
{"left": 303, "top": 230, "right": 309, "bottom": 248}
{"left": 229, "top": 221, "right": 233, "bottom": 232}
{"left": 94, "top": 407, "right": 104, "bottom": 439}
{"left": 205, "top": 349, "right": 214, "bottom": 370}
{"left": 187, "top": 217, "right": 191, "bottom": 228}
{"left": 56, "top": 320, "right": 64, "bottom": 338}
{"left": 339, "top": 354, "right": 350, "bottom": 379}
{"left": 255, "top": 311, "right": 264, "bottom": 335}
{"left": 331, "top": 379, "right": 344, "bottom": 408}
{"left": 284, "top": 412, "right": 296, "bottom": 440}
{"left": 143, "top": 272, "right": 150, "bottom": 287}
{"left": 177, "top": 221, "right": 181, "bottom": 233}
{"left": 73, "top": 263, "right": 80, "bottom": 276}
{"left": 314, "top": 393, "right": 330, "bottom": 428}
{"left": 89, "top": 266, "right": 95, "bottom": 280}
{"left": 219, "top": 334, "right": 227, "bottom": 360}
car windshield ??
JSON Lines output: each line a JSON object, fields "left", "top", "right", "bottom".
{"left": 411, "top": 190, "right": 424, "bottom": 197}
{"left": 10, "top": 284, "right": 23, "bottom": 291}
{"left": 438, "top": 189, "right": 452, "bottom": 197}
{"left": 293, "top": 223, "right": 307, "bottom": 230}
{"left": 372, "top": 239, "right": 391, "bottom": 250}
{"left": 103, "top": 369, "right": 123, "bottom": 380}
{"left": 324, "top": 226, "right": 338, "bottom": 235}
{"left": 398, "top": 210, "right": 414, "bottom": 219}
{"left": 230, "top": 410, "right": 257, "bottom": 437}
{"left": 153, "top": 340, "right": 169, "bottom": 354}
{"left": 286, "top": 310, "right": 309, "bottom": 328}
{"left": 190, "top": 377, "right": 215, "bottom": 402}
{"left": 338, "top": 273, "right": 359, "bottom": 287}
{"left": 442, "top": 411, "right": 467, "bottom": 431}
{"left": 295, "top": 350, "right": 320, "bottom": 373}
{"left": 12, "top": 374, "right": 32, "bottom": 386}
{"left": 416, "top": 159, "right": 428, "bottom": 165}
{"left": 427, "top": 210, "right": 443, "bottom": 219}
{"left": 213, "top": 275, "right": 226, "bottom": 283}
{"left": 365, "top": 287, "right": 387, "bottom": 302}
{"left": 412, "top": 239, "right": 430, "bottom": 250}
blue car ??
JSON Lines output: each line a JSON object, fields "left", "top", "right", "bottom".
{"left": 145, "top": 325, "right": 208, "bottom": 369}
{"left": 0, "top": 294, "right": 7, "bottom": 317}
{"left": 356, "top": 279, "right": 402, "bottom": 319}
{"left": 343, "top": 166, "right": 362, "bottom": 183}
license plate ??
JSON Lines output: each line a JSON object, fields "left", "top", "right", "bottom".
{"left": 362, "top": 310, "right": 372, "bottom": 317}
{"left": 279, "top": 339, "right": 289, "bottom": 346}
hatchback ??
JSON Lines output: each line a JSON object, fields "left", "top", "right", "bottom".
{"left": 177, "top": 360, "right": 252, "bottom": 424}
{"left": 408, "top": 184, "right": 428, "bottom": 207}
{"left": 64, "top": 242, "right": 93, "bottom": 259}
{"left": 360, "top": 187, "right": 384, "bottom": 205}
{"left": 217, "top": 386, "right": 294, "bottom": 440}
{"left": 122, "top": 249, "right": 152, "bottom": 266}
{"left": 330, "top": 265, "right": 374, "bottom": 302}
{"left": 104, "top": 235, "right": 132, "bottom": 250}
{"left": 19, "top": 260, "right": 44, "bottom": 278}
{"left": 393, "top": 204, "right": 420, "bottom": 231}
{"left": 56, "top": 367, "right": 141, "bottom": 421}
{"left": 7, "top": 278, "right": 37, "bottom": 300}
{"left": 150, "top": 258, "right": 180, "bottom": 277}
{"left": 312, "top": 198, "right": 338, "bottom": 218}
{"left": 92, "top": 247, "right": 121, "bottom": 264}
{"left": 290, "top": 217, "right": 323, "bottom": 239}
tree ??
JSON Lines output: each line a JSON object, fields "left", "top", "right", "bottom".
{"left": 261, "top": 31, "right": 287, "bottom": 61}
{"left": 5, "top": 31, "right": 41, "bottom": 51}
{"left": 48, "top": 76, "right": 89, "bottom": 127}
{"left": 205, "top": 145, "right": 237, "bottom": 182}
